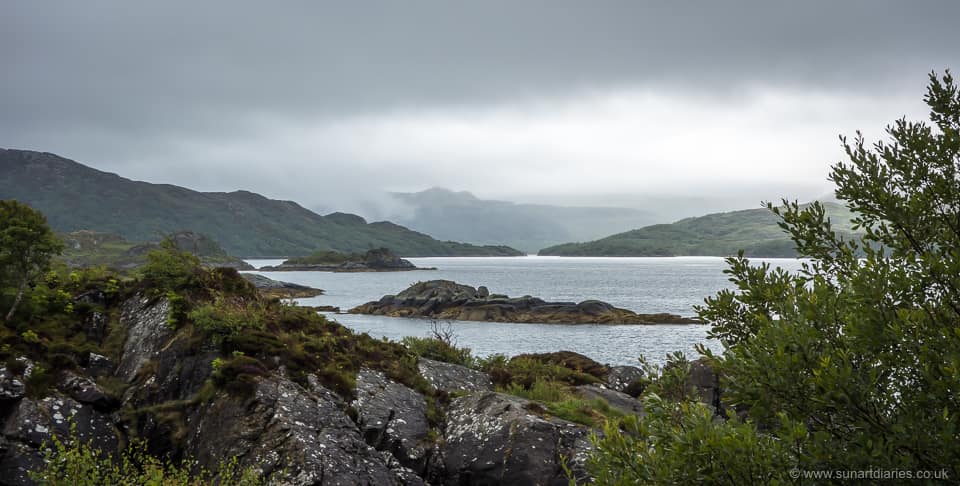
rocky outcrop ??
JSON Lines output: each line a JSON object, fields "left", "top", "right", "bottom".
{"left": 241, "top": 273, "right": 324, "bottom": 298}
{"left": 261, "top": 248, "right": 435, "bottom": 273}
{"left": 437, "top": 392, "right": 593, "bottom": 485}
{"left": 0, "top": 359, "right": 121, "bottom": 485}
{"left": 351, "top": 280, "right": 700, "bottom": 324}
{"left": 353, "top": 369, "right": 431, "bottom": 474}
{"left": 418, "top": 359, "right": 493, "bottom": 393}
{"left": 0, "top": 290, "right": 664, "bottom": 485}
{"left": 184, "top": 375, "right": 404, "bottom": 485}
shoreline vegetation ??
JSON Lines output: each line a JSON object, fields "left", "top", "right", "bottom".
{"left": 350, "top": 279, "right": 700, "bottom": 324}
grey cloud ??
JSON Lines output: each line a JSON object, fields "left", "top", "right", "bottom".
{"left": 2, "top": 1, "right": 959, "bottom": 219}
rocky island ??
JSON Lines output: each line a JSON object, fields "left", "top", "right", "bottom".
{"left": 350, "top": 280, "right": 701, "bottom": 324}
{"left": 259, "top": 247, "right": 436, "bottom": 272}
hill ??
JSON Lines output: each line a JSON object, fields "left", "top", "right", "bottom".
{"left": 60, "top": 230, "right": 254, "bottom": 270}
{"left": 0, "top": 149, "right": 522, "bottom": 257}
{"left": 538, "top": 202, "right": 859, "bottom": 257}
{"left": 386, "top": 188, "right": 656, "bottom": 253}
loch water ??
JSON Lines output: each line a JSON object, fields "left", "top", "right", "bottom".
{"left": 244, "top": 256, "right": 806, "bottom": 366}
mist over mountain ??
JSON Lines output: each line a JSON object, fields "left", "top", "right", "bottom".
{"left": 0, "top": 149, "right": 521, "bottom": 257}
{"left": 376, "top": 188, "right": 658, "bottom": 253}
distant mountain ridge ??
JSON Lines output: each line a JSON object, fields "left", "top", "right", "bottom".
{"left": 0, "top": 149, "right": 522, "bottom": 257}
{"left": 538, "top": 202, "right": 859, "bottom": 257}
{"left": 387, "top": 187, "right": 657, "bottom": 253}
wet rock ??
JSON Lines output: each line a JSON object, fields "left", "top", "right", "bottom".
{"left": 185, "top": 375, "right": 400, "bottom": 485}
{"left": 115, "top": 294, "right": 172, "bottom": 382}
{"left": 353, "top": 369, "right": 431, "bottom": 474}
{"left": 418, "top": 358, "right": 493, "bottom": 393}
{"left": 438, "top": 392, "right": 592, "bottom": 486}
{"left": 605, "top": 365, "right": 644, "bottom": 393}
{"left": 574, "top": 384, "right": 644, "bottom": 416}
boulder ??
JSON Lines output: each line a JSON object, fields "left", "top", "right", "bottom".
{"left": 686, "top": 357, "right": 722, "bottom": 415}
{"left": 241, "top": 273, "right": 324, "bottom": 298}
{"left": 184, "top": 375, "right": 403, "bottom": 485}
{"left": 437, "top": 392, "right": 592, "bottom": 485}
{"left": 418, "top": 358, "right": 493, "bottom": 393}
{"left": 605, "top": 365, "right": 644, "bottom": 394}
{"left": 353, "top": 369, "right": 431, "bottom": 474}
{"left": 574, "top": 385, "right": 644, "bottom": 416}
{"left": 58, "top": 371, "right": 118, "bottom": 411}
{"left": 0, "top": 394, "right": 119, "bottom": 485}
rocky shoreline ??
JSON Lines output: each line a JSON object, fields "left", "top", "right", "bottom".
{"left": 350, "top": 280, "right": 701, "bottom": 324}
{"left": 241, "top": 273, "right": 325, "bottom": 298}
{"left": 0, "top": 289, "right": 718, "bottom": 485}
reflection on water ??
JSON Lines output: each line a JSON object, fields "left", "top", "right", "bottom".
{"left": 245, "top": 256, "right": 805, "bottom": 366}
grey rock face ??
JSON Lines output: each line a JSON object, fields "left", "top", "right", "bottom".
{"left": 353, "top": 369, "right": 431, "bottom": 474}
{"left": 605, "top": 365, "right": 644, "bottom": 393}
{"left": 574, "top": 384, "right": 644, "bottom": 416}
{"left": 116, "top": 295, "right": 172, "bottom": 382}
{"left": 185, "top": 375, "right": 400, "bottom": 486}
{"left": 84, "top": 352, "right": 115, "bottom": 378}
{"left": 59, "top": 371, "right": 118, "bottom": 411}
{"left": 687, "top": 357, "right": 722, "bottom": 414}
{"left": 418, "top": 359, "right": 493, "bottom": 393}
{"left": 0, "top": 368, "right": 25, "bottom": 403}
{"left": 0, "top": 394, "right": 119, "bottom": 485}
{"left": 439, "top": 392, "right": 592, "bottom": 486}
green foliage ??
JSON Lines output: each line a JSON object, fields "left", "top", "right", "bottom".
{"left": 587, "top": 395, "right": 795, "bottom": 485}
{"left": 189, "top": 298, "right": 266, "bottom": 344}
{"left": 402, "top": 336, "right": 475, "bottom": 367}
{"left": 480, "top": 354, "right": 602, "bottom": 389}
{"left": 539, "top": 201, "right": 858, "bottom": 257}
{"left": 0, "top": 200, "right": 64, "bottom": 321}
{"left": 140, "top": 238, "right": 203, "bottom": 294}
{"left": 30, "top": 424, "right": 261, "bottom": 485}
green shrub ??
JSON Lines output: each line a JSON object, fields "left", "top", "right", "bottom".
{"left": 31, "top": 424, "right": 262, "bottom": 485}
{"left": 401, "top": 336, "right": 474, "bottom": 366}
{"left": 189, "top": 298, "right": 265, "bottom": 343}
{"left": 586, "top": 394, "right": 795, "bottom": 484}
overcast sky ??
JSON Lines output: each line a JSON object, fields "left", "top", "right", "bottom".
{"left": 3, "top": 1, "right": 959, "bottom": 219}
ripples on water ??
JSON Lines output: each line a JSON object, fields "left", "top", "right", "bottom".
{"left": 244, "top": 256, "right": 806, "bottom": 366}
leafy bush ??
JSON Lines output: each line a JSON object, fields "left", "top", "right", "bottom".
{"left": 139, "top": 238, "right": 202, "bottom": 294}
{"left": 31, "top": 424, "right": 261, "bottom": 485}
{"left": 401, "top": 336, "right": 474, "bottom": 366}
{"left": 189, "top": 298, "right": 265, "bottom": 344}
{"left": 587, "top": 395, "right": 795, "bottom": 484}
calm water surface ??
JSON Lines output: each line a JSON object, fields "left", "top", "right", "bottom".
{"left": 244, "top": 256, "right": 805, "bottom": 366}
